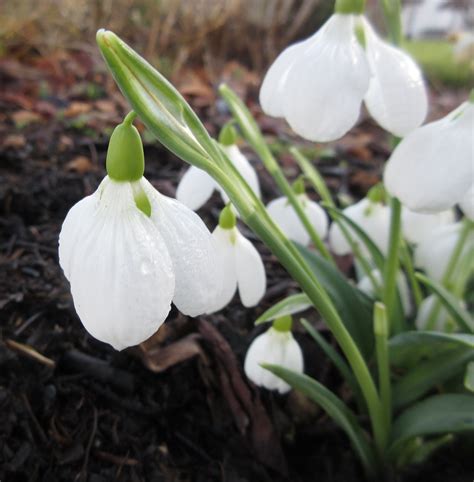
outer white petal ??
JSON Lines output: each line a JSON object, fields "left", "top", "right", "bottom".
{"left": 176, "top": 165, "right": 216, "bottom": 211}
{"left": 59, "top": 194, "right": 96, "bottom": 281}
{"left": 206, "top": 226, "right": 238, "bottom": 313}
{"left": 259, "top": 39, "right": 311, "bottom": 117}
{"left": 267, "top": 196, "right": 310, "bottom": 245}
{"left": 234, "top": 231, "right": 266, "bottom": 307}
{"left": 357, "top": 269, "right": 412, "bottom": 316}
{"left": 328, "top": 199, "right": 390, "bottom": 256}
{"left": 221, "top": 145, "right": 261, "bottom": 199}
{"left": 459, "top": 184, "right": 474, "bottom": 220}
{"left": 282, "top": 14, "right": 370, "bottom": 142}
{"left": 244, "top": 328, "right": 304, "bottom": 394}
{"left": 62, "top": 177, "right": 175, "bottom": 350}
{"left": 363, "top": 18, "right": 427, "bottom": 136}
{"left": 384, "top": 102, "right": 474, "bottom": 213}
{"left": 305, "top": 197, "right": 329, "bottom": 239}
{"left": 415, "top": 223, "right": 474, "bottom": 281}
{"left": 142, "top": 179, "right": 221, "bottom": 316}
{"left": 415, "top": 295, "right": 459, "bottom": 331}
{"left": 401, "top": 206, "right": 456, "bottom": 244}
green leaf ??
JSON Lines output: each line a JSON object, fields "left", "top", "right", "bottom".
{"left": 263, "top": 364, "right": 377, "bottom": 477}
{"left": 465, "top": 361, "right": 474, "bottom": 392}
{"left": 390, "top": 394, "right": 474, "bottom": 453}
{"left": 255, "top": 294, "right": 312, "bottom": 325}
{"left": 389, "top": 331, "right": 474, "bottom": 368}
{"left": 294, "top": 243, "right": 374, "bottom": 359}
{"left": 416, "top": 273, "right": 474, "bottom": 333}
{"left": 392, "top": 347, "right": 474, "bottom": 408}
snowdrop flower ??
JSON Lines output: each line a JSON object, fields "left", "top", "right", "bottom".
{"left": 401, "top": 207, "right": 455, "bottom": 245}
{"left": 384, "top": 99, "right": 474, "bottom": 214}
{"left": 329, "top": 198, "right": 390, "bottom": 256}
{"left": 266, "top": 179, "right": 328, "bottom": 245}
{"left": 459, "top": 185, "right": 474, "bottom": 220}
{"left": 415, "top": 295, "right": 459, "bottom": 332}
{"left": 208, "top": 205, "right": 266, "bottom": 312}
{"left": 415, "top": 223, "right": 474, "bottom": 281}
{"left": 176, "top": 124, "right": 261, "bottom": 210}
{"left": 59, "top": 114, "right": 219, "bottom": 350}
{"left": 244, "top": 316, "right": 304, "bottom": 394}
{"left": 357, "top": 269, "right": 411, "bottom": 316}
{"left": 259, "top": 6, "right": 426, "bottom": 142}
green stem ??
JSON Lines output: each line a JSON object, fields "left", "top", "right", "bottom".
{"left": 379, "top": 0, "right": 403, "bottom": 45}
{"left": 400, "top": 241, "right": 423, "bottom": 309}
{"left": 383, "top": 197, "right": 403, "bottom": 334}
{"left": 374, "top": 302, "right": 391, "bottom": 444}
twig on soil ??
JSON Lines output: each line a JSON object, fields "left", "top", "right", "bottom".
{"left": 5, "top": 338, "right": 55, "bottom": 368}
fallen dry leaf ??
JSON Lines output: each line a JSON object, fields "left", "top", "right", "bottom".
{"left": 2, "top": 134, "right": 26, "bottom": 149}
{"left": 63, "top": 101, "right": 92, "bottom": 118}
{"left": 11, "top": 110, "right": 42, "bottom": 127}
{"left": 66, "top": 156, "right": 95, "bottom": 173}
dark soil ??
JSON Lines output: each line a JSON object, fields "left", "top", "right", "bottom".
{"left": 1, "top": 53, "right": 472, "bottom": 482}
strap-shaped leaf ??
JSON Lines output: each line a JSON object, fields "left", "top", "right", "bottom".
{"left": 263, "top": 364, "right": 377, "bottom": 477}
{"left": 255, "top": 294, "right": 312, "bottom": 325}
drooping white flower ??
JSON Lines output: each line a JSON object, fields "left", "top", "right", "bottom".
{"left": 260, "top": 13, "right": 426, "bottom": 142}
{"left": 244, "top": 319, "right": 304, "bottom": 394}
{"left": 415, "top": 295, "right": 459, "bottom": 332}
{"left": 208, "top": 205, "right": 266, "bottom": 312}
{"left": 384, "top": 101, "right": 474, "bottom": 214}
{"left": 59, "top": 115, "right": 219, "bottom": 350}
{"left": 176, "top": 143, "right": 261, "bottom": 210}
{"left": 328, "top": 198, "right": 391, "bottom": 256}
{"left": 401, "top": 206, "right": 455, "bottom": 244}
{"left": 415, "top": 223, "right": 474, "bottom": 281}
{"left": 266, "top": 194, "right": 328, "bottom": 245}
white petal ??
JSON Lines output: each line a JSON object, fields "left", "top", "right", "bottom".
{"left": 206, "top": 226, "right": 238, "bottom": 313}
{"left": 221, "top": 145, "right": 261, "bottom": 199}
{"left": 305, "top": 197, "right": 329, "bottom": 239}
{"left": 267, "top": 196, "right": 310, "bottom": 245}
{"left": 415, "top": 294, "right": 460, "bottom": 331}
{"left": 176, "top": 165, "right": 216, "bottom": 211}
{"left": 415, "top": 223, "right": 474, "bottom": 281}
{"left": 401, "top": 206, "right": 456, "bottom": 244}
{"left": 384, "top": 102, "right": 474, "bottom": 213}
{"left": 244, "top": 328, "right": 304, "bottom": 394}
{"left": 62, "top": 177, "right": 175, "bottom": 350}
{"left": 282, "top": 14, "right": 370, "bottom": 142}
{"left": 234, "top": 231, "right": 266, "bottom": 307}
{"left": 459, "top": 184, "right": 474, "bottom": 220}
{"left": 363, "top": 18, "right": 427, "bottom": 136}
{"left": 259, "top": 39, "right": 311, "bottom": 117}
{"left": 328, "top": 199, "right": 390, "bottom": 256}
{"left": 142, "top": 179, "right": 221, "bottom": 316}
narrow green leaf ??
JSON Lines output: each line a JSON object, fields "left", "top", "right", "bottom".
{"left": 263, "top": 364, "right": 377, "bottom": 477}
{"left": 465, "top": 361, "right": 474, "bottom": 392}
{"left": 416, "top": 273, "right": 474, "bottom": 333}
{"left": 390, "top": 394, "right": 474, "bottom": 452}
{"left": 389, "top": 331, "right": 474, "bottom": 368}
{"left": 255, "top": 294, "right": 312, "bottom": 325}
{"left": 294, "top": 243, "right": 374, "bottom": 359}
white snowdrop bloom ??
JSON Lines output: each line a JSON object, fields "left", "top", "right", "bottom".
{"left": 266, "top": 194, "right": 328, "bottom": 246}
{"left": 415, "top": 295, "right": 459, "bottom": 332}
{"left": 59, "top": 116, "right": 219, "bottom": 350}
{"left": 459, "top": 185, "right": 474, "bottom": 220}
{"left": 384, "top": 100, "right": 474, "bottom": 214}
{"left": 357, "top": 269, "right": 412, "bottom": 316}
{"left": 260, "top": 13, "right": 426, "bottom": 142}
{"left": 176, "top": 144, "right": 261, "bottom": 211}
{"left": 207, "top": 206, "right": 266, "bottom": 312}
{"left": 415, "top": 223, "right": 474, "bottom": 281}
{"left": 401, "top": 207, "right": 456, "bottom": 244}
{"left": 328, "top": 198, "right": 391, "bottom": 256}
{"left": 244, "top": 319, "right": 304, "bottom": 394}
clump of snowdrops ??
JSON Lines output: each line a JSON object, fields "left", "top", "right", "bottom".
{"left": 59, "top": 0, "right": 474, "bottom": 477}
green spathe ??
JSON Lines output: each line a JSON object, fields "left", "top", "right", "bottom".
{"left": 106, "top": 112, "right": 145, "bottom": 181}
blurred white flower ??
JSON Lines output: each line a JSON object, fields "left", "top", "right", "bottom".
{"left": 357, "top": 269, "right": 412, "bottom": 316}
{"left": 415, "top": 223, "right": 474, "bottom": 281}
{"left": 328, "top": 198, "right": 390, "bottom": 256}
{"left": 176, "top": 144, "right": 261, "bottom": 210}
{"left": 244, "top": 325, "right": 303, "bottom": 394}
{"left": 415, "top": 295, "right": 460, "bottom": 332}
{"left": 208, "top": 209, "right": 266, "bottom": 312}
{"left": 459, "top": 185, "right": 474, "bottom": 220}
{"left": 384, "top": 101, "right": 474, "bottom": 214}
{"left": 266, "top": 194, "right": 328, "bottom": 245}
{"left": 401, "top": 207, "right": 456, "bottom": 244}
{"left": 260, "top": 13, "right": 426, "bottom": 142}
{"left": 59, "top": 176, "right": 219, "bottom": 350}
